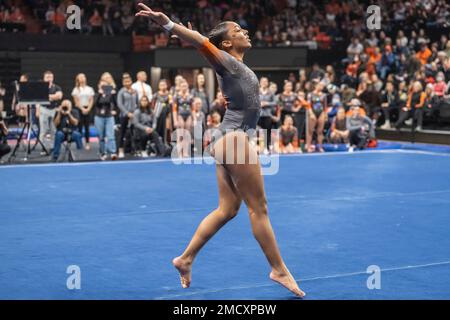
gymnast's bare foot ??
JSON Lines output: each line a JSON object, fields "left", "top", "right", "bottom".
{"left": 172, "top": 256, "right": 192, "bottom": 288}
{"left": 270, "top": 268, "right": 305, "bottom": 298}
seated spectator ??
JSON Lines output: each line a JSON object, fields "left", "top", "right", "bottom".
{"left": 395, "top": 81, "right": 426, "bottom": 131}
{"left": 89, "top": 9, "right": 103, "bottom": 35}
{"left": 0, "top": 114, "right": 11, "bottom": 161}
{"left": 433, "top": 72, "right": 447, "bottom": 99}
{"left": 102, "top": 2, "right": 114, "bottom": 36}
{"left": 329, "top": 107, "right": 349, "bottom": 144}
{"left": 52, "top": 100, "right": 83, "bottom": 161}
{"left": 133, "top": 95, "right": 168, "bottom": 157}
{"left": 340, "top": 84, "right": 356, "bottom": 108}
{"left": 341, "top": 55, "right": 360, "bottom": 88}
{"left": 424, "top": 83, "right": 437, "bottom": 119}
{"left": 377, "top": 45, "right": 395, "bottom": 80}
{"left": 358, "top": 78, "right": 382, "bottom": 123}
{"left": 346, "top": 99, "right": 375, "bottom": 151}
{"left": 44, "top": 4, "right": 65, "bottom": 33}
{"left": 380, "top": 81, "right": 399, "bottom": 129}
{"left": 346, "top": 37, "right": 364, "bottom": 62}
{"left": 0, "top": 6, "right": 10, "bottom": 24}
{"left": 275, "top": 115, "right": 300, "bottom": 154}
{"left": 416, "top": 43, "right": 432, "bottom": 65}
{"left": 9, "top": 6, "right": 24, "bottom": 23}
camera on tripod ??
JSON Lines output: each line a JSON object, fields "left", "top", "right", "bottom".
{"left": 62, "top": 127, "right": 73, "bottom": 142}
{"left": 8, "top": 81, "right": 51, "bottom": 162}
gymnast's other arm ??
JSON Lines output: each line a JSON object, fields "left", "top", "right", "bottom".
{"left": 135, "top": 3, "right": 206, "bottom": 48}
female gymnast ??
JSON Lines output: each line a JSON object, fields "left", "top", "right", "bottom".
{"left": 136, "top": 3, "right": 305, "bottom": 297}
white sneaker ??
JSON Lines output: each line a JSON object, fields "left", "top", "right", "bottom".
{"left": 263, "top": 148, "right": 270, "bottom": 155}
{"left": 141, "top": 151, "right": 149, "bottom": 158}
{"left": 415, "top": 126, "right": 422, "bottom": 131}
{"left": 348, "top": 146, "right": 355, "bottom": 153}
{"left": 405, "top": 119, "right": 413, "bottom": 125}
{"left": 380, "top": 121, "right": 391, "bottom": 129}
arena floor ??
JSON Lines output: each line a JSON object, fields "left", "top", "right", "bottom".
{"left": 1, "top": 148, "right": 450, "bottom": 299}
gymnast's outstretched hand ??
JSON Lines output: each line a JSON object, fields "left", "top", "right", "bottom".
{"left": 135, "top": 3, "right": 206, "bottom": 48}
{"left": 135, "top": 3, "right": 171, "bottom": 26}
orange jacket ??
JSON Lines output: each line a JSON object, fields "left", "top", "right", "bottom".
{"left": 415, "top": 47, "right": 432, "bottom": 65}
{"left": 406, "top": 91, "right": 426, "bottom": 109}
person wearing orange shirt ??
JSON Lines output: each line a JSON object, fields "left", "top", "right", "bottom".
{"left": 415, "top": 43, "right": 432, "bottom": 65}
{"left": 394, "top": 81, "right": 426, "bottom": 131}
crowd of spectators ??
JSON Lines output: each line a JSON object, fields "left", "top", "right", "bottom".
{"left": 1, "top": 1, "right": 449, "bottom": 48}
{"left": 0, "top": 0, "right": 26, "bottom": 32}
{"left": 2, "top": 37, "right": 450, "bottom": 163}
{"left": 3, "top": 66, "right": 377, "bottom": 163}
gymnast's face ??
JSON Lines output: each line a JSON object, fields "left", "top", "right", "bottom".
{"left": 224, "top": 22, "right": 251, "bottom": 51}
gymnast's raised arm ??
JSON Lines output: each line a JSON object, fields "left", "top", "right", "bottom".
{"left": 135, "top": 3, "right": 206, "bottom": 49}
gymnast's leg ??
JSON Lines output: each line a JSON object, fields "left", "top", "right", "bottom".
{"left": 222, "top": 131, "right": 305, "bottom": 297}
{"left": 172, "top": 162, "right": 242, "bottom": 288}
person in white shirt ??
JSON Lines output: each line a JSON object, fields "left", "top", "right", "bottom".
{"left": 131, "top": 71, "right": 152, "bottom": 101}
{"left": 72, "top": 73, "right": 95, "bottom": 150}
{"left": 346, "top": 37, "right": 363, "bottom": 60}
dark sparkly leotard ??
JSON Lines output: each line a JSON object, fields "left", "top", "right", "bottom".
{"left": 198, "top": 39, "right": 261, "bottom": 133}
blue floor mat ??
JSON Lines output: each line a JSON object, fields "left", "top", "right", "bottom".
{"left": 1, "top": 149, "right": 450, "bottom": 299}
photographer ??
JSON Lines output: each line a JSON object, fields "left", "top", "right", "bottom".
{"left": 52, "top": 100, "right": 83, "bottom": 161}
{"left": 0, "top": 114, "right": 11, "bottom": 160}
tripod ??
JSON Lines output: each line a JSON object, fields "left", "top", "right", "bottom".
{"left": 8, "top": 104, "right": 49, "bottom": 162}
